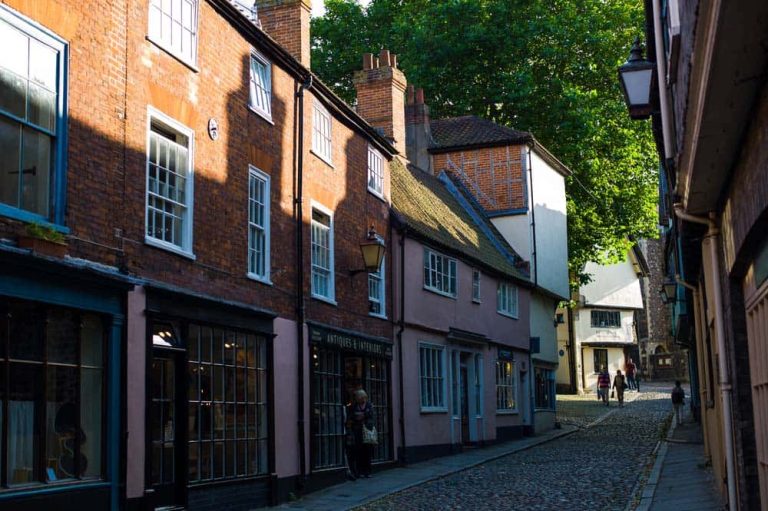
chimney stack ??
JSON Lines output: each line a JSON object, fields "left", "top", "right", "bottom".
{"left": 405, "top": 85, "right": 432, "bottom": 171}
{"left": 354, "top": 49, "right": 408, "bottom": 154}
{"left": 255, "top": 0, "right": 312, "bottom": 67}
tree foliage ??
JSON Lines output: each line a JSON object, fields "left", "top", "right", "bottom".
{"left": 312, "top": 0, "right": 659, "bottom": 284}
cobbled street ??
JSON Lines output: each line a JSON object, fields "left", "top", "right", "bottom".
{"left": 356, "top": 385, "right": 674, "bottom": 511}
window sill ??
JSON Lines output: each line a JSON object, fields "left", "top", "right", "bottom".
{"left": 247, "top": 273, "right": 273, "bottom": 286}
{"left": 0, "top": 479, "right": 108, "bottom": 498}
{"left": 472, "top": 299, "right": 481, "bottom": 304}
{"left": 420, "top": 408, "right": 448, "bottom": 414}
{"left": 311, "top": 293, "right": 337, "bottom": 306}
{"left": 311, "top": 149, "right": 334, "bottom": 168}
{"left": 146, "top": 35, "right": 199, "bottom": 72}
{"left": 423, "top": 286, "right": 457, "bottom": 299}
{"left": 496, "top": 409, "right": 519, "bottom": 415}
{"left": 367, "top": 187, "right": 386, "bottom": 202}
{"left": 0, "top": 204, "right": 70, "bottom": 234}
{"left": 368, "top": 312, "right": 387, "bottom": 320}
{"left": 247, "top": 105, "right": 274, "bottom": 125}
{"left": 145, "top": 237, "right": 196, "bottom": 260}
{"left": 496, "top": 310, "right": 519, "bottom": 320}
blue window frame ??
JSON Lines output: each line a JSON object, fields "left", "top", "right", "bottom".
{"left": 0, "top": 5, "right": 68, "bottom": 229}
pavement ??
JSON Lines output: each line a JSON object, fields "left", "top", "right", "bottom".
{"left": 263, "top": 384, "right": 724, "bottom": 511}
{"left": 635, "top": 403, "right": 724, "bottom": 511}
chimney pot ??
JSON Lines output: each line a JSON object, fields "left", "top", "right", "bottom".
{"left": 363, "top": 53, "right": 374, "bottom": 70}
{"left": 391, "top": 54, "right": 398, "bottom": 68}
{"left": 379, "top": 49, "right": 391, "bottom": 67}
{"left": 416, "top": 88, "right": 425, "bottom": 105}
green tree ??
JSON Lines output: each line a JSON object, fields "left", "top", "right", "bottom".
{"left": 312, "top": 0, "right": 658, "bottom": 284}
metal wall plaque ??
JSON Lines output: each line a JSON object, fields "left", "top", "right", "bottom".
{"left": 208, "top": 118, "right": 219, "bottom": 140}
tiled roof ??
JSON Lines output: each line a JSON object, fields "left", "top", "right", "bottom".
{"left": 430, "top": 116, "right": 532, "bottom": 151}
{"left": 390, "top": 159, "right": 529, "bottom": 282}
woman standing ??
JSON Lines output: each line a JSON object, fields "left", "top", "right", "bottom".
{"left": 613, "top": 369, "right": 627, "bottom": 407}
{"left": 346, "top": 389, "right": 375, "bottom": 478}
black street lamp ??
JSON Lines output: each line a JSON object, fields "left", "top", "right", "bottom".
{"left": 659, "top": 277, "right": 678, "bottom": 304}
{"left": 618, "top": 37, "right": 655, "bottom": 120}
{"left": 349, "top": 226, "right": 386, "bottom": 275}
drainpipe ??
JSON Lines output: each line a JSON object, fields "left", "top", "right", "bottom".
{"left": 673, "top": 204, "right": 737, "bottom": 511}
{"left": 526, "top": 147, "right": 538, "bottom": 287}
{"left": 651, "top": 0, "right": 675, "bottom": 161}
{"left": 396, "top": 225, "right": 407, "bottom": 464}
{"left": 295, "top": 74, "right": 313, "bottom": 486}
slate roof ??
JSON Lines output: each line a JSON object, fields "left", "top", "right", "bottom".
{"left": 390, "top": 159, "right": 529, "bottom": 282}
{"left": 429, "top": 116, "right": 532, "bottom": 152}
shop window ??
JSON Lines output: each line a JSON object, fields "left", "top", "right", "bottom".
{"left": 593, "top": 348, "right": 608, "bottom": 373}
{"left": 423, "top": 248, "right": 457, "bottom": 298}
{"left": 247, "top": 166, "right": 270, "bottom": 282}
{"left": 146, "top": 109, "right": 194, "bottom": 256}
{"left": 147, "top": 0, "right": 198, "bottom": 65}
{"left": 419, "top": 344, "right": 446, "bottom": 411}
{"left": 311, "top": 347, "right": 344, "bottom": 469}
{"left": 187, "top": 325, "right": 269, "bottom": 482}
{"left": 0, "top": 6, "right": 67, "bottom": 226}
{"left": 0, "top": 298, "right": 105, "bottom": 487}
{"left": 535, "top": 368, "right": 555, "bottom": 410}
{"left": 496, "top": 359, "right": 516, "bottom": 412}
{"left": 591, "top": 310, "right": 621, "bottom": 328}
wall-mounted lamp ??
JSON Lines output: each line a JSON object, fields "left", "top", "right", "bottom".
{"left": 349, "top": 226, "right": 386, "bottom": 276}
{"left": 659, "top": 278, "right": 678, "bottom": 304}
{"left": 618, "top": 37, "right": 655, "bottom": 120}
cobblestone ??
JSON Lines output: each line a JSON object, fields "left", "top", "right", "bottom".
{"left": 356, "top": 389, "right": 672, "bottom": 511}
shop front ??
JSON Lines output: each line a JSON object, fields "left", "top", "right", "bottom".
{"left": 307, "top": 322, "right": 393, "bottom": 482}
{"left": 140, "top": 286, "right": 276, "bottom": 511}
{"left": 0, "top": 250, "right": 131, "bottom": 511}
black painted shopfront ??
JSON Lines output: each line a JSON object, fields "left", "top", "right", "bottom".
{"left": 308, "top": 323, "right": 393, "bottom": 477}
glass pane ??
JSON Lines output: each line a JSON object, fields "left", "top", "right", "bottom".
{"left": 9, "top": 362, "right": 41, "bottom": 485}
{"left": 80, "top": 367, "right": 102, "bottom": 477}
{"left": 46, "top": 365, "right": 78, "bottom": 480}
{"left": 0, "top": 116, "right": 21, "bottom": 208}
{"left": 0, "top": 67, "right": 26, "bottom": 119}
{"left": 0, "top": 20, "right": 29, "bottom": 76}
{"left": 200, "top": 326, "right": 212, "bottom": 362}
{"left": 188, "top": 362, "right": 199, "bottom": 401}
{"left": 188, "top": 324, "right": 199, "bottom": 362}
{"left": 9, "top": 302, "right": 43, "bottom": 361}
{"left": 189, "top": 402, "right": 199, "bottom": 441}
{"left": 200, "top": 441, "right": 211, "bottom": 480}
{"left": 213, "top": 403, "right": 224, "bottom": 439}
{"left": 213, "top": 329, "right": 223, "bottom": 364}
{"left": 188, "top": 441, "right": 199, "bottom": 482}
{"left": 213, "top": 442, "right": 224, "bottom": 478}
{"left": 27, "top": 83, "right": 55, "bottom": 132}
{"left": 81, "top": 313, "right": 104, "bottom": 367}
{"left": 20, "top": 127, "right": 51, "bottom": 217}
{"left": 46, "top": 307, "right": 78, "bottom": 364}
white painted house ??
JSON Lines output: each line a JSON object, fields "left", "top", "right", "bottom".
{"left": 557, "top": 247, "right": 649, "bottom": 393}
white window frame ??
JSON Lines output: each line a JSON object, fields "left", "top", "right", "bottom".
{"left": 423, "top": 248, "right": 457, "bottom": 298}
{"left": 419, "top": 343, "right": 447, "bottom": 412}
{"left": 247, "top": 165, "right": 270, "bottom": 283}
{"left": 472, "top": 269, "right": 481, "bottom": 303}
{"left": 496, "top": 359, "right": 517, "bottom": 413}
{"left": 248, "top": 50, "right": 272, "bottom": 121}
{"left": 311, "top": 99, "right": 332, "bottom": 165}
{"left": 367, "top": 145, "right": 384, "bottom": 198}
{"left": 310, "top": 201, "right": 335, "bottom": 303}
{"left": 590, "top": 310, "right": 621, "bottom": 328}
{"left": 147, "top": 0, "right": 199, "bottom": 67}
{"left": 368, "top": 257, "right": 386, "bottom": 318}
{"left": 497, "top": 281, "right": 519, "bottom": 318}
{"left": 145, "top": 107, "right": 195, "bottom": 259}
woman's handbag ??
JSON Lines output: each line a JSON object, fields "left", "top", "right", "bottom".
{"left": 610, "top": 390, "right": 615, "bottom": 398}
{"left": 362, "top": 425, "right": 378, "bottom": 445}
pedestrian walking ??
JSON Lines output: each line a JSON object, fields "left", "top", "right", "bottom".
{"left": 346, "top": 389, "right": 376, "bottom": 479}
{"left": 625, "top": 358, "right": 637, "bottom": 390}
{"left": 612, "top": 369, "right": 627, "bottom": 407}
{"left": 597, "top": 366, "right": 611, "bottom": 406}
{"left": 671, "top": 380, "right": 685, "bottom": 425}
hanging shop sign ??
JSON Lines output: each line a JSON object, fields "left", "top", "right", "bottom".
{"left": 309, "top": 323, "right": 392, "bottom": 359}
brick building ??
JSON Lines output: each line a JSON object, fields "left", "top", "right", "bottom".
{"left": 0, "top": 0, "right": 397, "bottom": 509}
{"left": 643, "top": 0, "right": 768, "bottom": 508}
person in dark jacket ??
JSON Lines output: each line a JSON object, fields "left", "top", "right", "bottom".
{"left": 613, "top": 369, "right": 626, "bottom": 407}
{"left": 671, "top": 380, "right": 685, "bottom": 425}
{"left": 346, "top": 389, "right": 375, "bottom": 478}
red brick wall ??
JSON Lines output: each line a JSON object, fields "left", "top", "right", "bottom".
{"left": 0, "top": 0, "right": 391, "bottom": 339}
{"left": 432, "top": 145, "right": 527, "bottom": 213}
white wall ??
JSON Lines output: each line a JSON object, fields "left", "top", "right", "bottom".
{"left": 530, "top": 292, "right": 558, "bottom": 364}
{"left": 581, "top": 255, "right": 644, "bottom": 308}
{"left": 529, "top": 149, "right": 569, "bottom": 299}
{"left": 491, "top": 214, "right": 531, "bottom": 265}
{"left": 574, "top": 308, "right": 636, "bottom": 345}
